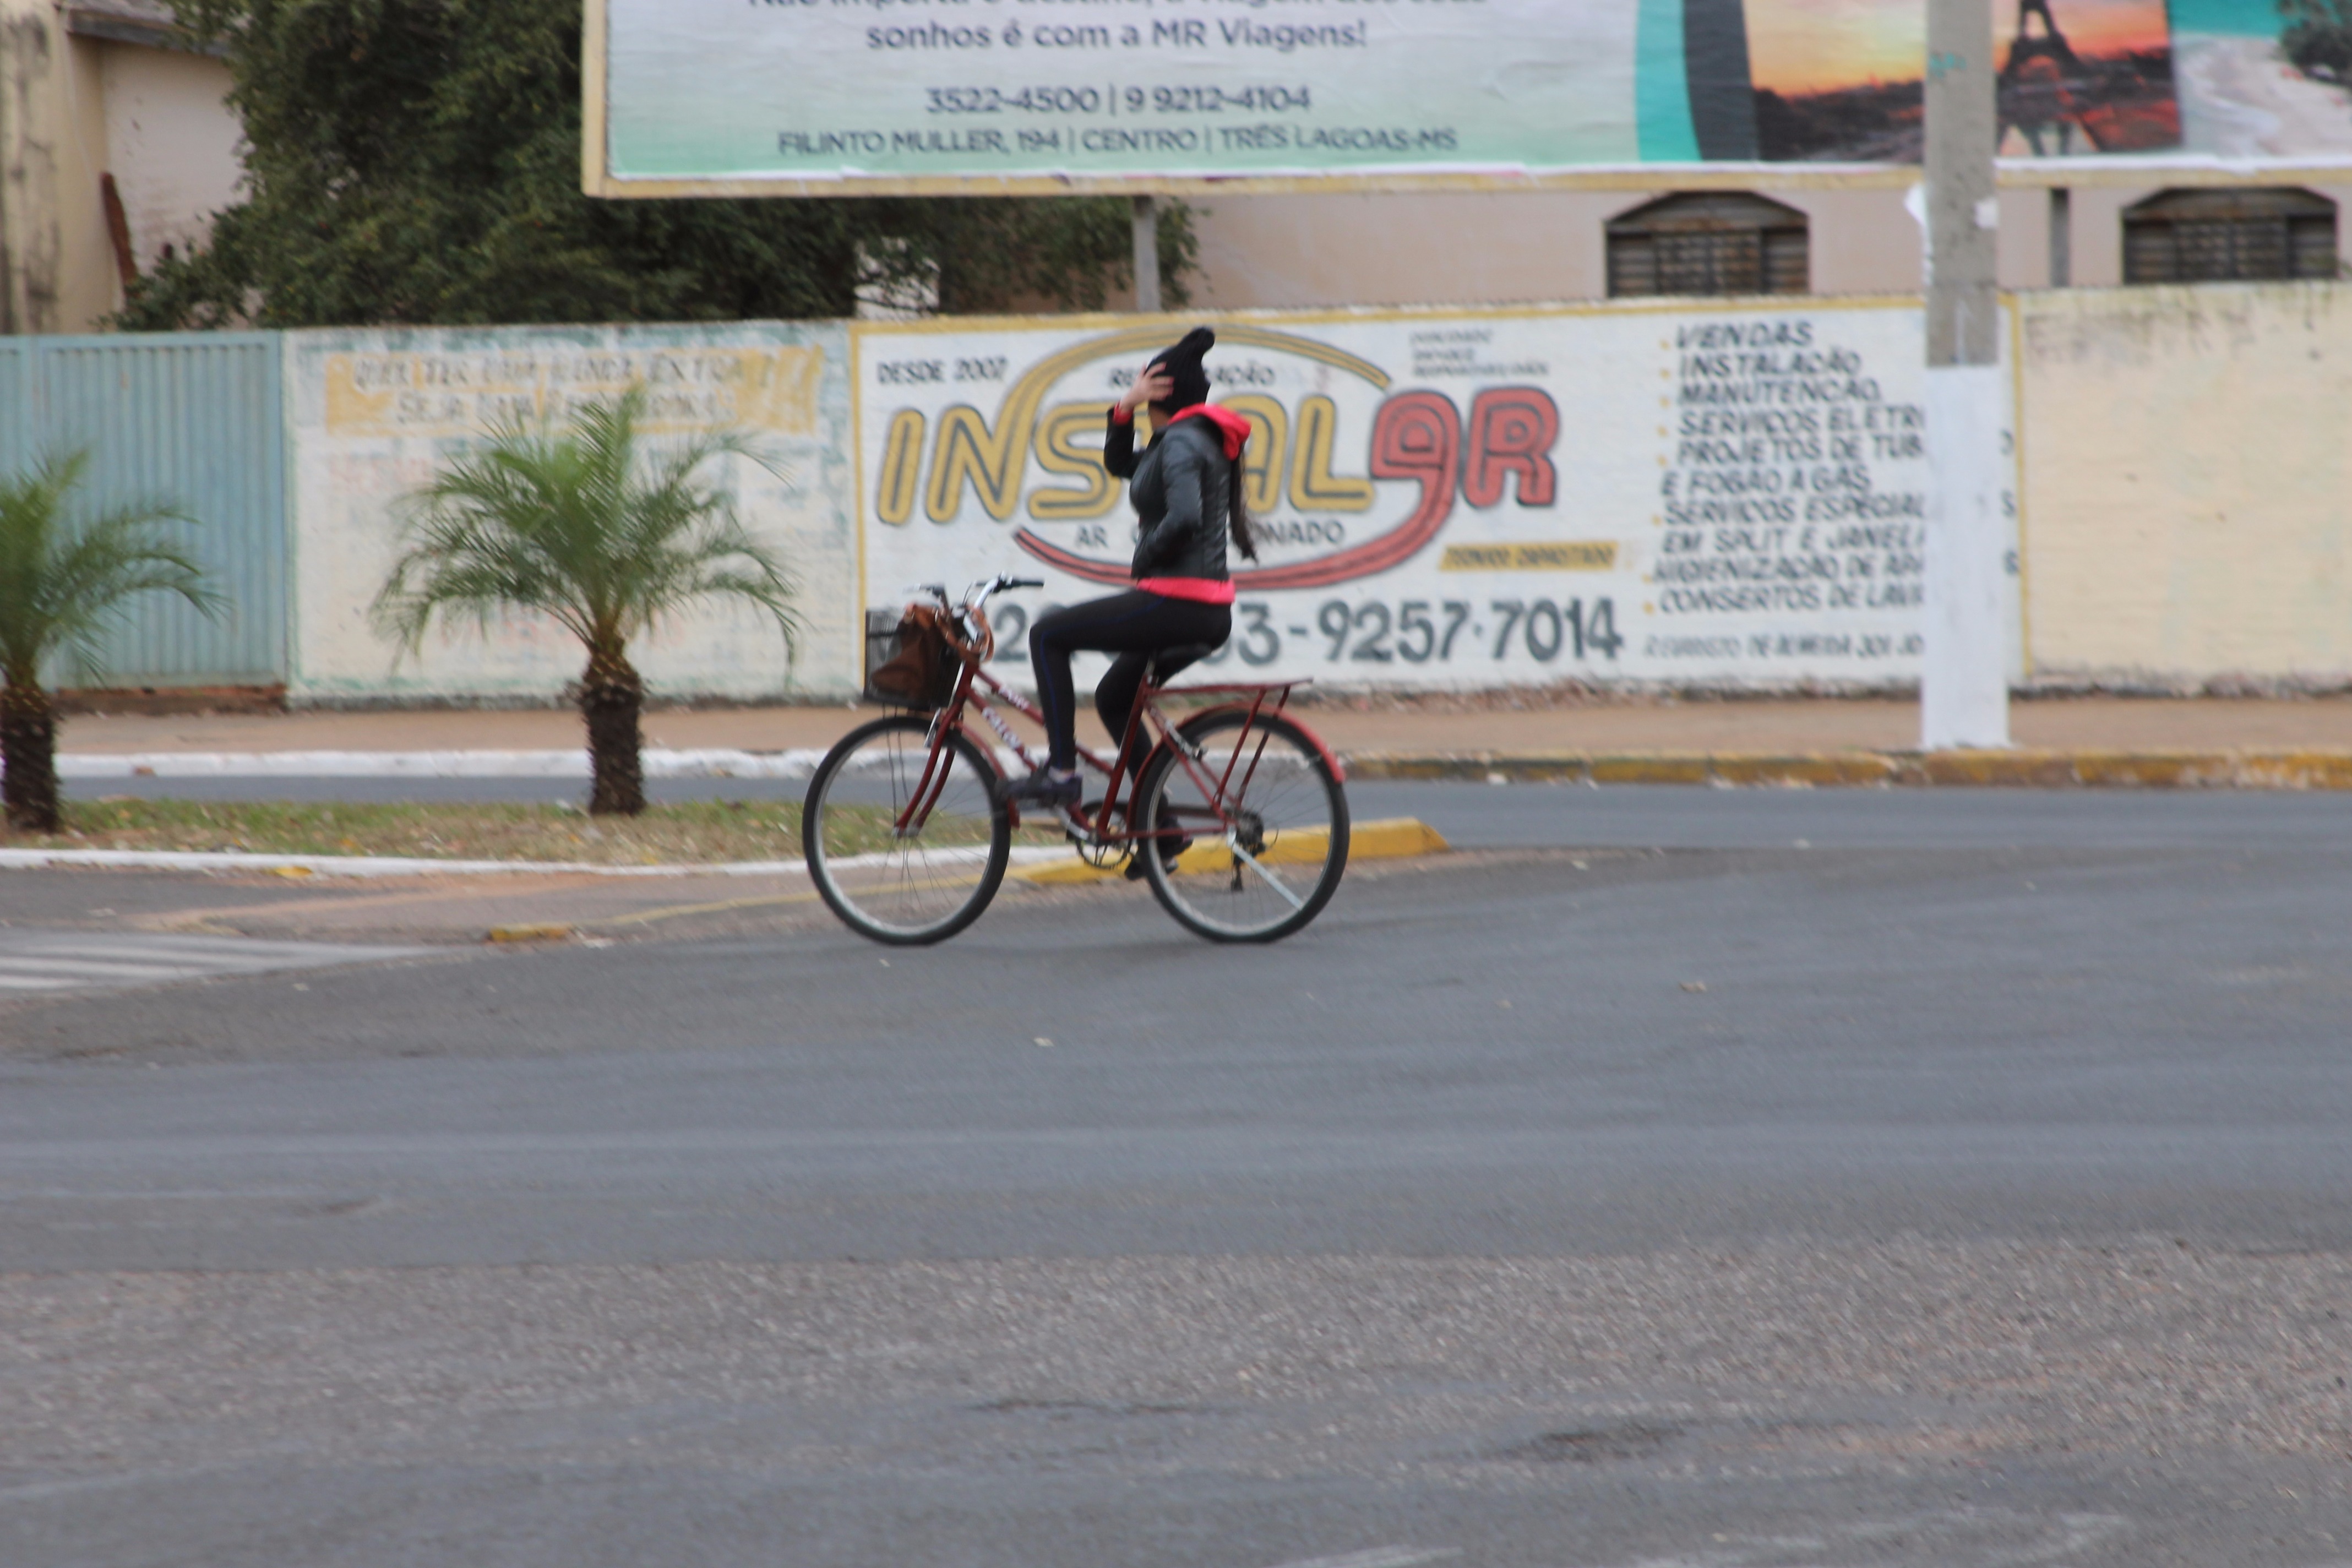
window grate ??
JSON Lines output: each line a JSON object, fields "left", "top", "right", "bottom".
{"left": 1606, "top": 194, "right": 1810, "bottom": 299}
{"left": 2290, "top": 215, "right": 2337, "bottom": 279}
{"left": 2122, "top": 187, "right": 2338, "bottom": 284}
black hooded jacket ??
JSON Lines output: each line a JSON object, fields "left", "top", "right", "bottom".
{"left": 1103, "top": 410, "right": 1238, "bottom": 583}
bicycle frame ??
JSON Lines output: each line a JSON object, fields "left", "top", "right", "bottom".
{"left": 897, "top": 653, "right": 1312, "bottom": 852}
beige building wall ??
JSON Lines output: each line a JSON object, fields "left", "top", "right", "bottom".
{"left": 1185, "top": 183, "right": 2148, "bottom": 308}
{"left": 0, "top": 0, "right": 237, "bottom": 333}
{"left": 1186, "top": 191, "right": 1621, "bottom": 308}
{"left": 1998, "top": 186, "right": 2055, "bottom": 290}
{"left": 1186, "top": 188, "right": 1918, "bottom": 309}
{"left": 2059, "top": 186, "right": 2132, "bottom": 288}
{"left": 1187, "top": 178, "right": 2352, "bottom": 308}
{"left": 2007, "top": 178, "right": 2352, "bottom": 291}
{"left": 98, "top": 39, "right": 238, "bottom": 272}
{"left": 1787, "top": 186, "right": 1921, "bottom": 296}
{"left": 1187, "top": 186, "right": 1938, "bottom": 309}
{"left": 2, "top": 0, "right": 107, "bottom": 331}
{"left": 2018, "top": 281, "right": 2352, "bottom": 687}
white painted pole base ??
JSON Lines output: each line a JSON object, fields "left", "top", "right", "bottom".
{"left": 1920, "top": 364, "right": 2011, "bottom": 751}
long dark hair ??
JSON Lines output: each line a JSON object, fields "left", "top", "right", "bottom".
{"left": 1229, "top": 462, "right": 1260, "bottom": 562}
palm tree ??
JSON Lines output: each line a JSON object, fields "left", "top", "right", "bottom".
{"left": 374, "top": 388, "right": 797, "bottom": 815}
{"left": 0, "top": 452, "right": 219, "bottom": 834}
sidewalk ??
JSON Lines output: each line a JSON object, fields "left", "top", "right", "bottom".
{"left": 51, "top": 695, "right": 2352, "bottom": 784}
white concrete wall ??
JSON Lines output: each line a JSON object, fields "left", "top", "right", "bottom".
{"left": 2017, "top": 282, "right": 2352, "bottom": 688}
{"left": 284, "top": 323, "right": 860, "bottom": 705}
{"left": 262, "top": 287, "right": 2352, "bottom": 705}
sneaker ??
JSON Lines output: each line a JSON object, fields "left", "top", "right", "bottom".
{"left": 1004, "top": 766, "right": 1082, "bottom": 809}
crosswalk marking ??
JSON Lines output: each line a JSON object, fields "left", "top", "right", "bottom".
{"left": 0, "top": 930, "right": 429, "bottom": 996}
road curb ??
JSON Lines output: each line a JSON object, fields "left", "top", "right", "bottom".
{"left": 1011, "top": 817, "right": 1450, "bottom": 886}
{"left": 1343, "top": 748, "right": 2352, "bottom": 790}
{"left": 487, "top": 923, "right": 575, "bottom": 943}
{"left": 0, "top": 820, "right": 1447, "bottom": 889}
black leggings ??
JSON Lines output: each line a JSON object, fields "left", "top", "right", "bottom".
{"left": 1028, "top": 591, "right": 1233, "bottom": 771}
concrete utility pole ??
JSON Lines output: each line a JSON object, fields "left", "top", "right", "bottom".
{"left": 1920, "top": 0, "right": 2011, "bottom": 750}
{"left": 1131, "top": 195, "right": 1162, "bottom": 314}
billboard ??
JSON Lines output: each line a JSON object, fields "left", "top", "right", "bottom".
{"left": 587, "top": 0, "right": 2352, "bottom": 195}
{"left": 854, "top": 304, "right": 2021, "bottom": 690}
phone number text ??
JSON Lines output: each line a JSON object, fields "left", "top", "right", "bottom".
{"left": 989, "top": 597, "right": 1625, "bottom": 668}
{"left": 927, "top": 85, "right": 1312, "bottom": 115}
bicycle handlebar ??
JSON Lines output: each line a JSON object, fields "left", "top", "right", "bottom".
{"left": 906, "top": 574, "right": 1047, "bottom": 660}
{"left": 911, "top": 575, "right": 1042, "bottom": 612}
{"left": 959, "top": 575, "right": 1044, "bottom": 612}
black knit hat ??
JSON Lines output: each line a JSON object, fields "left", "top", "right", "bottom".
{"left": 1148, "top": 326, "right": 1215, "bottom": 411}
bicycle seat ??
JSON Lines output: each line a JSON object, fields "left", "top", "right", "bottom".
{"left": 1147, "top": 643, "right": 1218, "bottom": 679}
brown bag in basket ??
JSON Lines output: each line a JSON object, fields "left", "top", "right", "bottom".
{"left": 868, "top": 605, "right": 957, "bottom": 709}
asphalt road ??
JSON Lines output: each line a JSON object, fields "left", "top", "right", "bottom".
{"left": 3, "top": 790, "right": 2350, "bottom": 1566}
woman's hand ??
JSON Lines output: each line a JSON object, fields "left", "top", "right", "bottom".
{"left": 1117, "top": 366, "right": 1175, "bottom": 418}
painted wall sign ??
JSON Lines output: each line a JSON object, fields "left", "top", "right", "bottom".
{"left": 286, "top": 323, "right": 861, "bottom": 703}
{"left": 855, "top": 304, "right": 2021, "bottom": 690}
{"left": 584, "top": 0, "right": 2321, "bottom": 195}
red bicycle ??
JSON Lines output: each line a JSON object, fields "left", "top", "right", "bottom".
{"left": 803, "top": 575, "right": 1351, "bottom": 945}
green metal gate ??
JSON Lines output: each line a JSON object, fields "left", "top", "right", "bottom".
{"left": 0, "top": 333, "right": 286, "bottom": 687}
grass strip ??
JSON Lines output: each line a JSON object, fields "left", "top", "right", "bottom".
{"left": 4, "top": 798, "right": 1052, "bottom": 866}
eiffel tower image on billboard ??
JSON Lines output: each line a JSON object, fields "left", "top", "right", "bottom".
{"left": 2001, "top": 0, "right": 2096, "bottom": 154}
{"left": 1741, "top": 0, "right": 2176, "bottom": 160}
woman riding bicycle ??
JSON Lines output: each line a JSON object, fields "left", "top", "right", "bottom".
{"left": 1008, "top": 326, "right": 1259, "bottom": 809}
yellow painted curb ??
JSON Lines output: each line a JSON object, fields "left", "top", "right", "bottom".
{"left": 1590, "top": 754, "right": 1711, "bottom": 786}
{"left": 1915, "top": 749, "right": 2079, "bottom": 787}
{"left": 487, "top": 923, "right": 574, "bottom": 943}
{"left": 1709, "top": 753, "right": 1901, "bottom": 787}
{"left": 1346, "top": 817, "right": 1453, "bottom": 859}
{"left": 1010, "top": 816, "right": 1449, "bottom": 886}
{"left": 2067, "top": 750, "right": 2236, "bottom": 788}
{"left": 2238, "top": 751, "right": 2352, "bottom": 788}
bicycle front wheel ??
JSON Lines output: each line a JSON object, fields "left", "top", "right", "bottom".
{"left": 1136, "top": 709, "right": 1349, "bottom": 943}
{"left": 803, "top": 715, "right": 1010, "bottom": 945}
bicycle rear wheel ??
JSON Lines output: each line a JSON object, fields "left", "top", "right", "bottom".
{"left": 1136, "top": 709, "right": 1349, "bottom": 943}
{"left": 803, "top": 715, "right": 1010, "bottom": 945}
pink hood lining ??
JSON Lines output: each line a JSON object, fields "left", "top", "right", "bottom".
{"left": 1167, "top": 403, "right": 1251, "bottom": 461}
